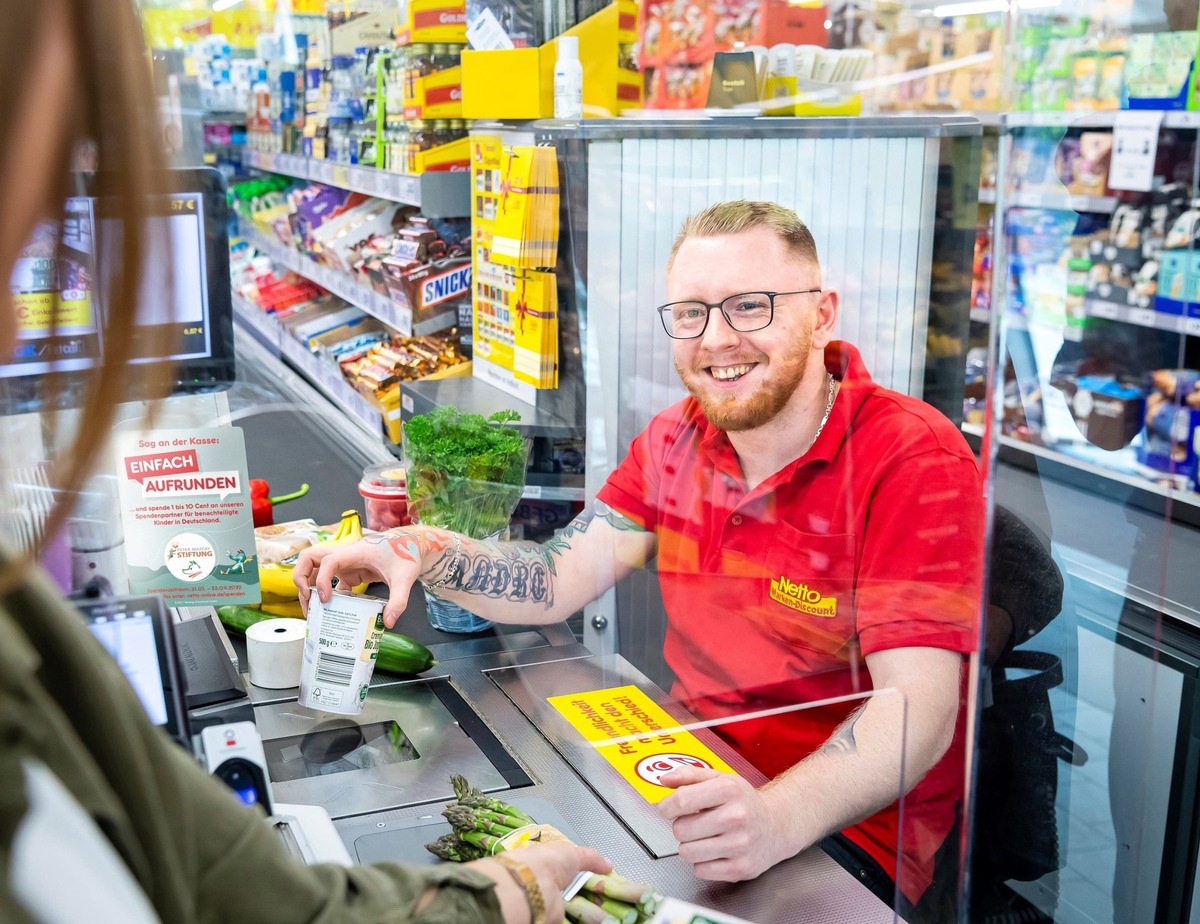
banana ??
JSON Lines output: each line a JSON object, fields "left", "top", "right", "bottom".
{"left": 257, "top": 600, "right": 306, "bottom": 618}
{"left": 255, "top": 510, "right": 369, "bottom": 603}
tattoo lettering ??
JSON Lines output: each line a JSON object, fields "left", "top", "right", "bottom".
{"left": 819, "top": 710, "right": 861, "bottom": 758}
{"left": 447, "top": 546, "right": 553, "bottom": 607}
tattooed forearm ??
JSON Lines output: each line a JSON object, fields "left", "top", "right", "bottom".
{"left": 430, "top": 541, "right": 554, "bottom": 608}
{"left": 542, "top": 500, "right": 646, "bottom": 560}
{"left": 819, "top": 709, "right": 862, "bottom": 758}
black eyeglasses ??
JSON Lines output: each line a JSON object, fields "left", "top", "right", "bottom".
{"left": 656, "top": 289, "right": 822, "bottom": 340}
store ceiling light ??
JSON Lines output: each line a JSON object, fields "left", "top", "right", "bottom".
{"left": 212, "top": 0, "right": 244, "bottom": 12}
{"left": 932, "top": 0, "right": 1058, "bottom": 14}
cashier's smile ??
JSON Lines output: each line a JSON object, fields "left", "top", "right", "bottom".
{"left": 769, "top": 574, "right": 838, "bottom": 618}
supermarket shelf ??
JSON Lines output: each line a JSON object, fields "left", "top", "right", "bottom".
{"left": 231, "top": 294, "right": 390, "bottom": 443}
{"left": 978, "top": 188, "right": 996, "bottom": 205}
{"left": 997, "top": 433, "right": 1200, "bottom": 518}
{"left": 1003, "top": 110, "right": 1200, "bottom": 130}
{"left": 970, "top": 307, "right": 991, "bottom": 324}
{"left": 239, "top": 222, "right": 457, "bottom": 338}
{"left": 1083, "top": 299, "right": 1200, "bottom": 335}
{"left": 1007, "top": 190, "right": 1119, "bottom": 213}
{"left": 401, "top": 375, "right": 584, "bottom": 441}
{"left": 243, "top": 149, "right": 470, "bottom": 217}
{"left": 234, "top": 293, "right": 585, "bottom": 501}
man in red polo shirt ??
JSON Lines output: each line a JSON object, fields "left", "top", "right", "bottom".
{"left": 297, "top": 200, "right": 984, "bottom": 917}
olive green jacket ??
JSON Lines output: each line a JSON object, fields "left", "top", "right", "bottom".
{"left": 0, "top": 555, "right": 503, "bottom": 924}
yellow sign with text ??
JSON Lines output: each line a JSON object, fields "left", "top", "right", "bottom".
{"left": 546, "top": 685, "right": 737, "bottom": 804}
{"left": 14, "top": 292, "right": 93, "bottom": 333}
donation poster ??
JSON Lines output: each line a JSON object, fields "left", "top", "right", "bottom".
{"left": 115, "top": 428, "right": 260, "bottom": 606}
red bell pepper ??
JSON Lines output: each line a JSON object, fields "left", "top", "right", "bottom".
{"left": 250, "top": 479, "right": 310, "bottom": 528}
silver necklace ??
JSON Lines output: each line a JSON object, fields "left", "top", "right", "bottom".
{"left": 806, "top": 372, "right": 837, "bottom": 452}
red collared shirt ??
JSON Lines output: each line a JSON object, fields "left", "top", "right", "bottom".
{"left": 597, "top": 341, "right": 984, "bottom": 902}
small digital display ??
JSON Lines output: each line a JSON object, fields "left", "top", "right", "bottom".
{"left": 263, "top": 719, "right": 420, "bottom": 783}
{"left": 88, "top": 609, "right": 170, "bottom": 727}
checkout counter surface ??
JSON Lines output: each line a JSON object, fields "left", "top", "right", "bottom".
{"left": 216, "top": 327, "right": 906, "bottom": 923}
{"left": 214, "top": 617, "right": 905, "bottom": 924}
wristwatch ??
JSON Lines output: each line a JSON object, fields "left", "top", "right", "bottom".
{"left": 493, "top": 853, "right": 546, "bottom": 924}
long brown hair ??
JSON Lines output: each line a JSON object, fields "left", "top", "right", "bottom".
{"left": 0, "top": 0, "right": 174, "bottom": 560}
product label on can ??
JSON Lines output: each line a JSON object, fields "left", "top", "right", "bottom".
{"left": 299, "top": 591, "right": 385, "bottom": 715}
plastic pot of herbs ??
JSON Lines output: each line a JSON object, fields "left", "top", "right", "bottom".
{"left": 402, "top": 407, "right": 529, "bottom": 632}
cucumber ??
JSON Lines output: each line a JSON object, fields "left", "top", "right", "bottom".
{"left": 216, "top": 605, "right": 436, "bottom": 676}
{"left": 377, "top": 632, "right": 437, "bottom": 675}
{"left": 216, "top": 604, "right": 273, "bottom": 635}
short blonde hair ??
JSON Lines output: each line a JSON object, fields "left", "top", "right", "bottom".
{"left": 668, "top": 200, "right": 819, "bottom": 271}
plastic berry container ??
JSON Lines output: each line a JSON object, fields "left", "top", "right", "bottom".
{"left": 358, "top": 463, "right": 411, "bottom": 531}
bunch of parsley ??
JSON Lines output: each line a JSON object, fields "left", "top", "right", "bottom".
{"left": 402, "top": 406, "right": 528, "bottom": 538}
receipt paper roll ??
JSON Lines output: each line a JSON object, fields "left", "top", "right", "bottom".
{"left": 246, "top": 618, "right": 306, "bottom": 689}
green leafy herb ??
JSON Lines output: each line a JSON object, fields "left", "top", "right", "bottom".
{"left": 403, "top": 406, "right": 529, "bottom": 539}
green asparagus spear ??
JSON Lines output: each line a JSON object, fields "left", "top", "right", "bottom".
{"left": 460, "top": 829, "right": 505, "bottom": 853}
{"left": 564, "top": 896, "right": 620, "bottom": 924}
{"left": 449, "top": 774, "right": 537, "bottom": 825}
{"left": 443, "top": 804, "right": 520, "bottom": 838}
{"left": 582, "top": 873, "right": 653, "bottom": 906}
{"left": 424, "top": 833, "right": 485, "bottom": 862}
{"left": 581, "top": 891, "right": 638, "bottom": 924}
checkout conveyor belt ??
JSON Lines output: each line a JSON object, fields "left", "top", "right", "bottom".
{"left": 209, "top": 324, "right": 905, "bottom": 923}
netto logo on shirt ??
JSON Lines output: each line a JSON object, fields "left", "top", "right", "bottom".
{"left": 769, "top": 574, "right": 838, "bottom": 618}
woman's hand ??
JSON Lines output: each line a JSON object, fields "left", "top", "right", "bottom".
{"left": 469, "top": 843, "right": 612, "bottom": 924}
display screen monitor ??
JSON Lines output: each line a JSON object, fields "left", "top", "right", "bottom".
{"left": 75, "top": 593, "right": 190, "bottom": 747}
{"left": 4, "top": 168, "right": 234, "bottom": 390}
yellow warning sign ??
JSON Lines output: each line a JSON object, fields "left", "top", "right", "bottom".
{"left": 546, "top": 684, "right": 738, "bottom": 804}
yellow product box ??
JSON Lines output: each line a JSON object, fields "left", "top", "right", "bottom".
{"left": 547, "top": 685, "right": 738, "bottom": 805}
{"left": 403, "top": 65, "right": 464, "bottom": 119}
{"left": 617, "top": 0, "right": 639, "bottom": 44}
{"left": 616, "top": 68, "right": 643, "bottom": 113}
{"left": 396, "top": 0, "right": 467, "bottom": 45}
{"left": 377, "top": 384, "right": 402, "bottom": 444}
{"left": 462, "top": 3, "right": 632, "bottom": 118}
{"left": 763, "top": 75, "right": 862, "bottom": 116}
{"left": 412, "top": 136, "right": 469, "bottom": 174}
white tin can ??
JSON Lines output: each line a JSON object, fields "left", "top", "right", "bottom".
{"left": 298, "top": 589, "right": 386, "bottom": 715}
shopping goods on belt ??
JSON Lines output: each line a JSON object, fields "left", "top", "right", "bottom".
{"left": 427, "top": 775, "right": 665, "bottom": 924}
{"left": 216, "top": 604, "right": 436, "bottom": 676}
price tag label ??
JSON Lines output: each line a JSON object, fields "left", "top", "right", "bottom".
{"left": 1089, "top": 301, "right": 1119, "bottom": 320}
{"left": 352, "top": 395, "right": 381, "bottom": 432}
{"left": 1184, "top": 317, "right": 1200, "bottom": 336}
{"left": 396, "top": 174, "right": 419, "bottom": 204}
{"left": 332, "top": 165, "right": 350, "bottom": 188}
{"left": 1110, "top": 111, "right": 1164, "bottom": 193}
{"left": 523, "top": 485, "right": 543, "bottom": 499}
{"left": 402, "top": 393, "right": 414, "bottom": 413}
{"left": 1129, "top": 308, "right": 1157, "bottom": 328}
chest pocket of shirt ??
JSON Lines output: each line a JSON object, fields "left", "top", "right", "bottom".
{"left": 755, "top": 524, "right": 858, "bottom": 656}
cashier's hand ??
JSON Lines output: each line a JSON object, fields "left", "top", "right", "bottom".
{"left": 294, "top": 531, "right": 427, "bottom": 627}
{"left": 658, "top": 766, "right": 789, "bottom": 882}
{"left": 469, "top": 843, "right": 612, "bottom": 924}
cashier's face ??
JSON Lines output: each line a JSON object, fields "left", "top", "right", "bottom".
{"left": 0, "top": 8, "right": 74, "bottom": 358}
{"left": 667, "top": 227, "right": 837, "bottom": 432}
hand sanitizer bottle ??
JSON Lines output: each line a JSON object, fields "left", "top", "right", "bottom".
{"left": 554, "top": 35, "right": 583, "bottom": 120}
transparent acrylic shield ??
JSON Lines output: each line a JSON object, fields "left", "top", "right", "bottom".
{"left": 488, "top": 659, "right": 918, "bottom": 924}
